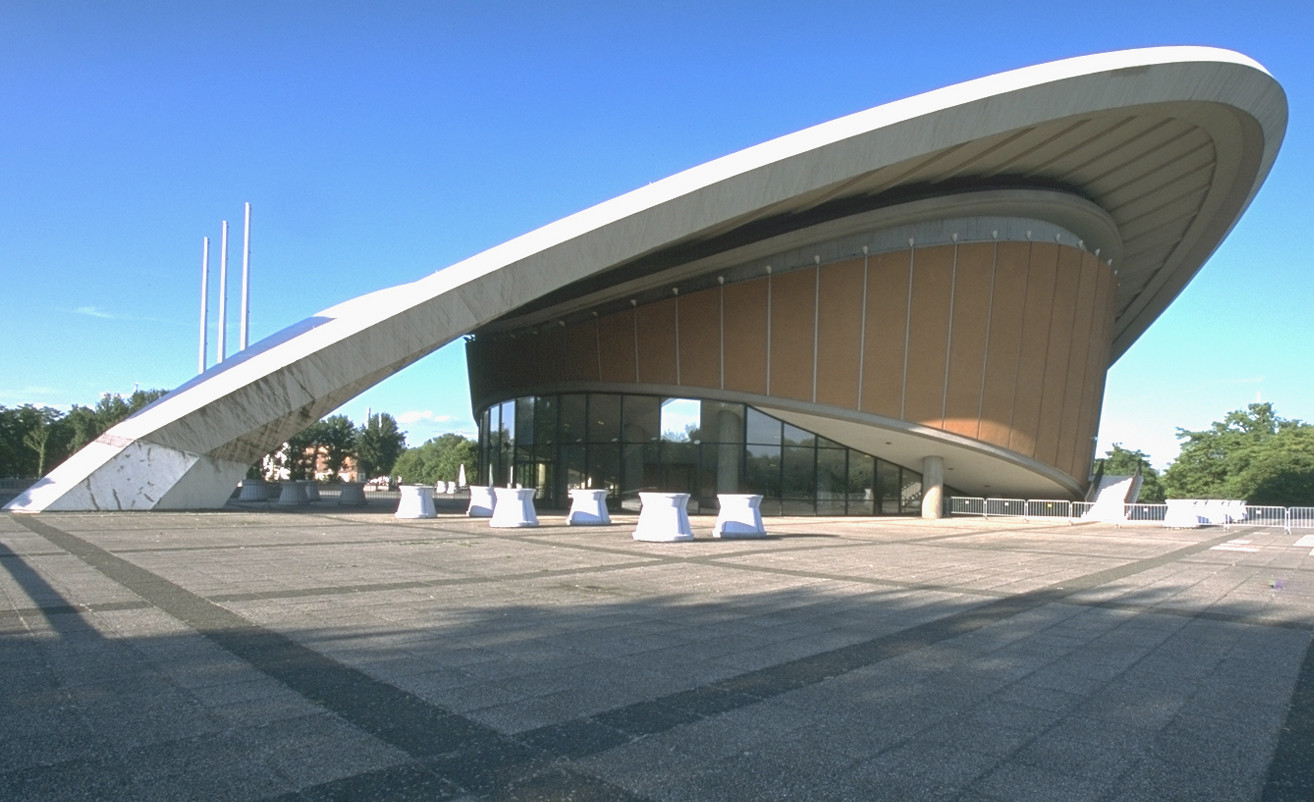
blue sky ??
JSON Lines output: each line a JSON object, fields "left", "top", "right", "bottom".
{"left": 3, "top": 0, "right": 1310, "bottom": 469}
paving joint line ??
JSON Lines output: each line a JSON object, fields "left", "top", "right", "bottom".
{"left": 10, "top": 514, "right": 1308, "bottom": 799}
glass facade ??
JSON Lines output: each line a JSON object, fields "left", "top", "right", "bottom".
{"left": 478, "top": 393, "right": 924, "bottom": 516}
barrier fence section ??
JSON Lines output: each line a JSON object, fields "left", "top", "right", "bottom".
{"left": 1026, "top": 499, "right": 1071, "bottom": 519}
{"left": 950, "top": 497, "right": 986, "bottom": 516}
{"left": 1228, "top": 505, "right": 1286, "bottom": 531}
{"left": 986, "top": 498, "right": 1027, "bottom": 518}
{"left": 951, "top": 496, "right": 1314, "bottom": 533}
{"left": 1123, "top": 503, "right": 1167, "bottom": 522}
{"left": 1288, "top": 507, "right": 1314, "bottom": 533}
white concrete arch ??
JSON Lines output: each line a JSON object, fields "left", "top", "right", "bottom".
{"left": 7, "top": 46, "right": 1285, "bottom": 511}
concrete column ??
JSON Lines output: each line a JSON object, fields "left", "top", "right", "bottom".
{"left": 921, "top": 455, "right": 945, "bottom": 519}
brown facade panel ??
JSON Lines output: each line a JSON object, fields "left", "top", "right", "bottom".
{"left": 767, "top": 268, "right": 817, "bottom": 402}
{"left": 596, "top": 309, "right": 637, "bottom": 384}
{"left": 1008, "top": 243, "right": 1059, "bottom": 457}
{"left": 902, "top": 244, "right": 955, "bottom": 428}
{"left": 1054, "top": 251, "right": 1102, "bottom": 478}
{"left": 978, "top": 242, "right": 1028, "bottom": 447}
{"left": 815, "top": 259, "right": 865, "bottom": 408}
{"left": 530, "top": 325, "right": 569, "bottom": 390}
{"left": 1033, "top": 245, "right": 1082, "bottom": 467}
{"left": 467, "top": 241, "right": 1115, "bottom": 489}
{"left": 1073, "top": 256, "right": 1118, "bottom": 476}
{"left": 942, "top": 243, "right": 993, "bottom": 437}
{"left": 635, "top": 297, "right": 678, "bottom": 385}
{"left": 468, "top": 334, "right": 538, "bottom": 408}
{"left": 860, "top": 251, "right": 911, "bottom": 418}
{"left": 677, "top": 287, "right": 721, "bottom": 390}
{"left": 722, "top": 278, "right": 768, "bottom": 394}
{"left": 561, "top": 320, "right": 598, "bottom": 383}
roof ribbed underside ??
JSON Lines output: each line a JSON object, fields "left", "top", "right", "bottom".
{"left": 485, "top": 103, "right": 1232, "bottom": 361}
{"left": 748, "top": 109, "right": 1217, "bottom": 341}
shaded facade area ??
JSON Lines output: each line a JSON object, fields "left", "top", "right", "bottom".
{"left": 468, "top": 231, "right": 1116, "bottom": 507}
{"left": 478, "top": 394, "right": 927, "bottom": 515}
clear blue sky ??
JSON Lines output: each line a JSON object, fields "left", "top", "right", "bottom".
{"left": 3, "top": 0, "right": 1310, "bottom": 469}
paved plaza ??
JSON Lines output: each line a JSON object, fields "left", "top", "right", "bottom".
{"left": 2, "top": 502, "right": 1312, "bottom": 800}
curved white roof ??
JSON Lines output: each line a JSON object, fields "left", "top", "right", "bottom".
{"left": 7, "top": 46, "right": 1287, "bottom": 511}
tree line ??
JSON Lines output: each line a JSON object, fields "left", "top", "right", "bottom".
{"left": 1095, "top": 402, "right": 1314, "bottom": 506}
{"left": 6, "top": 393, "right": 1311, "bottom": 505}
{"left": 0, "top": 389, "right": 169, "bottom": 477}
{"left": 1, "top": 391, "right": 477, "bottom": 488}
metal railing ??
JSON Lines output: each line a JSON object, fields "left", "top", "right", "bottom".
{"left": 1227, "top": 505, "right": 1285, "bottom": 530}
{"left": 951, "top": 496, "right": 1314, "bottom": 533}
{"left": 1025, "top": 499, "right": 1071, "bottom": 519}
{"left": 1122, "top": 503, "right": 1167, "bottom": 522}
{"left": 1288, "top": 507, "right": 1314, "bottom": 532}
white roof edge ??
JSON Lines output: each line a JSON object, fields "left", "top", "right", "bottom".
{"left": 413, "top": 46, "right": 1280, "bottom": 291}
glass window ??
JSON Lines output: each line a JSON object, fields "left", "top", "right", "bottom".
{"left": 477, "top": 392, "right": 926, "bottom": 517}
{"left": 479, "top": 406, "right": 492, "bottom": 481}
{"left": 622, "top": 395, "right": 660, "bottom": 443}
{"left": 563, "top": 444, "right": 587, "bottom": 491}
{"left": 560, "top": 394, "right": 587, "bottom": 443}
{"left": 515, "top": 396, "right": 535, "bottom": 446}
{"left": 783, "top": 422, "right": 813, "bottom": 446}
{"left": 661, "top": 398, "right": 700, "bottom": 442}
{"left": 698, "top": 444, "right": 723, "bottom": 507}
{"left": 746, "top": 407, "right": 781, "bottom": 445}
{"left": 587, "top": 442, "right": 620, "bottom": 498}
{"left": 620, "top": 441, "right": 649, "bottom": 510}
{"left": 901, "top": 470, "right": 923, "bottom": 515}
{"left": 498, "top": 400, "right": 515, "bottom": 448}
{"left": 658, "top": 437, "right": 700, "bottom": 499}
{"left": 847, "top": 453, "right": 875, "bottom": 515}
{"left": 700, "top": 401, "right": 744, "bottom": 444}
{"left": 816, "top": 448, "right": 846, "bottom": 515}
{"left": 877, "top": 460, "right": 902, "bottom": 514}
{"left": 745, "top": 443, "right": 781, "bottom": 499}
{"left": 589, "top": 394, "right": 622, "bottom": 443}
{"left": 533, "top": 396, "right": 558, "bottom": 448}
{"left": 782, "top": 444, "right": 816, "bottom": 513}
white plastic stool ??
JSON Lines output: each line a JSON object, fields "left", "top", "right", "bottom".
{"left": 467, "top": 486, "right": 496, "bottom": 517}
{"left": 567, "top": 489, "right": 611, "bottom": 525}
{"left": 713, "top": 494, "right": 766, "bottom": 538}
{"left": 277, "top": 481, "right": 308, "bottom": 505}
{"left": 490, "top": 487, "right": 538, "bottom": 528}
{"left": 237, "top": 479, "right": 267, "bottom": 501}
{"left": 338, "top": 482, "right": 366, "bottom": 507}
{"left": 395, "top": 485, "right": 437, "bottom": 519}
{"left": 634, "top": 492, "right": 693, "bottom": 541}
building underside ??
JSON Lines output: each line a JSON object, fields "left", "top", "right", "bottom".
{"left": 5, "top": 47, "right": 1286, "bottom": 514}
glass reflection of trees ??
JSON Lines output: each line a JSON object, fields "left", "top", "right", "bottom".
{"left": 478, "top": 393, "right": 924, "bottom": 516}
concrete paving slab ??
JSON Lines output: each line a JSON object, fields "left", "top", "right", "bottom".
{"left": 1, "top": 508, "right": 1311, "bottom": 800}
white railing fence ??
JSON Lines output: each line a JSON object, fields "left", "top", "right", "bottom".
{"left": 950, "top": 496, "right": 1314, "bottom": 533}
{"left": 1288, "top": 507, "right": 1314, "bottom": 532}
{"left": 1026, "top": 499, "right": 1071, "bottom": 519}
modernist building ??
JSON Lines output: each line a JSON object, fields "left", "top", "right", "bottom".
{"left": 6, "top": 47, "right": 1286, "bottom": 514}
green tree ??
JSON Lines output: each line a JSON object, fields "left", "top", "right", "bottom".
{"left": 280, "top": 422, "right": 324, "bottom": 480}
{"left": 392, "top": 434, "right": 476, "bottom": 485}
{"left": 1, "top": 405, "right": 65, "bottom": 477}
{"left": 316, "top": 414, "right": 357, "bottom": 482}
{"left": 21, "top": 407, "right": 62, "bottom": 477}
{"left": 1094, "top": 444, "right": 1166, "bottom": 503}
{"left": 356, "top": 413, "right": 405, "bottom": 479}
{"left": 0, "top": 389, "right": 168, "bottom": 478}
{"left": 1163, "top": 402, "right": 1314, "bottom": 505}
